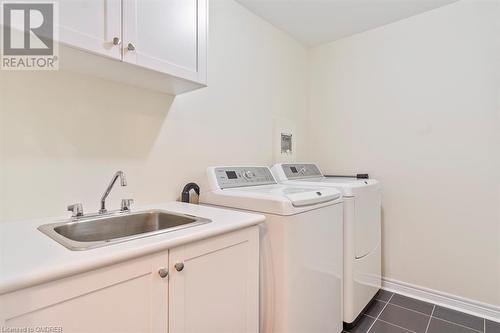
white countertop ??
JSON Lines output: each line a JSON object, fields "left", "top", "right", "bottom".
{"left": 0, "top": 202, "right": 265, "bottom": 295}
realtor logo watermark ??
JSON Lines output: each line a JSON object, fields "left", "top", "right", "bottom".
{"left": 1, "top": 1, "right": 58, "bottom": 70}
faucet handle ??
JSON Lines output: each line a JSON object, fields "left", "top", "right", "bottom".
{"left": 121, "top": 199, "right": 134, "bottom": 212}
{"left": 67, "top": 203, "right": 84, "bottom": 217}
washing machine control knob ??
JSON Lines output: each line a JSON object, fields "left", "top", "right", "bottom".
{"left": 243, "top": 170, "right": 255, "bottom": 180}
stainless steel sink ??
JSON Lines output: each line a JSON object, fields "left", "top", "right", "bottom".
{"left": 38, "top": 209, "right": 212, "bottom": 251}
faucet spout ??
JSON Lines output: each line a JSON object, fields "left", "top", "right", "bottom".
{"left": 100, "top": 171, "right": 127, "bottom": 214}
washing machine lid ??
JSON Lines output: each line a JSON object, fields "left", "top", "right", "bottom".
{"left": 201, "top": 166, "right": 342, "bottom": 215}
{"left": 284, "top": 177, "right": 379, "bottom": 197}
{"left": 230, "top": 184, "right": 342, "bottom": 207}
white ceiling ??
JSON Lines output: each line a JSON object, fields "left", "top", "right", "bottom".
{"left": 236, "top": 0, "right": 459, "bottom": 46}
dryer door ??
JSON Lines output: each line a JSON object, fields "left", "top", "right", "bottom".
{"left": 353, "top": 184, "right": 381, "bottom": 258}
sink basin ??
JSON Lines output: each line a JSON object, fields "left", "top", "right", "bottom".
{"left": 38, "top": 209, "right": 212, "bottom": 251}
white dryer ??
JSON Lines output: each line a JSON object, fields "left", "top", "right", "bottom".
{"left": 271, "top": 163, "right": 381, "bottom": 326}
{"left": 200, "top": 166, "right": 344, "bottom": 333}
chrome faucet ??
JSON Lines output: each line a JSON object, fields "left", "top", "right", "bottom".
{"left": 99, "top": 171, "right": 127, "bottom": 214}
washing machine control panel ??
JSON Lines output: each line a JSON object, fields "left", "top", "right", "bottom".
{"left": 281, "top": 163, "right": 322, "bottom": 179}
{"left": 214, "top": 167, "right": 276, "bottom": 189}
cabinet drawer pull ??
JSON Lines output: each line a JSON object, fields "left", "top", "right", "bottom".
{"left": 158, "top": 268, "right": 169, "bottom": 278}
{"left": 112, "top": 37, "right": 121, "bottom": 46}
{"left": 127, "top": 42, "right": 136, "bottom": 51}
{"left": 174, "top": 263, "right": 184, "bottom": 272}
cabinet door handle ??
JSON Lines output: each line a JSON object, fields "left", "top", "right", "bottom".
{"left": 174, "top": 263, "right": 184, "bottom": 272}
{"left": 127, "top": 42, "right": 136, "bottom": 51}
{"left": 112, "top": 37, "right": 121, "bottom": 46}
{"left": 158, "top": 268, "right": 169, "bottom": 278}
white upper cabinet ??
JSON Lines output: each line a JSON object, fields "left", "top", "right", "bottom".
{"left": 123, "top": 0, "right": 207, "bottom": 84}
{"left": 58, "top": 0, "right": 122, "bottom": 60}
{"left": 58, "top": 0, "right": 208, "bottom": 94}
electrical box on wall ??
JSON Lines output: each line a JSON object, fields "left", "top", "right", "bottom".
{"left": 273, "top": 118, "right": 296, "bottom": 163}
{"left": 281, "top": 133, "right": 292, "bottom": 154}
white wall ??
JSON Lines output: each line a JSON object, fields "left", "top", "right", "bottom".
{"left": 307, "top": 0, "right": 500, "bottom": 306}
{"left": 0, "top": 0, "right": 308, "bottom": 221}
{"left": 1, "top": 0, "right": 498, "bottom": 311}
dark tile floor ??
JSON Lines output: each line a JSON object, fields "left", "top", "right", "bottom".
{"left": 343, "top": 290, "right": 500, "bottom": 333}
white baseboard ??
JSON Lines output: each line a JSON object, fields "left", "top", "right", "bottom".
{"left": 382, "top": 277, "right": 500, "bottom": 323}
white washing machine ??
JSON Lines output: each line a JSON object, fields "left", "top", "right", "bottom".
{"left": 199, "top": 166, "right": 344, "bottom": 333}
{"left": 271, "top": 163, "right": 381, "bottom": 326}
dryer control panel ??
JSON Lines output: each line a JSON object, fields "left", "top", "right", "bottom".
{"left": 281, "top": 164, "right": 322, "bottom": 179}
{"left": 214, "top": 167, "right": 276, "bottom": 189}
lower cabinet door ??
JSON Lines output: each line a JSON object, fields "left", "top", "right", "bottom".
{"left": 168, "top": 226, "right": 259, "bottom": 333}
{"left": 0, "top": 252, "right": 169, "bottom": 333}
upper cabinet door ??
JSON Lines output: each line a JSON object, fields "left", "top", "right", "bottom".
{"left": 58, "top": 0, "right": 122, "bottom": 59}
{"left": 122, "top": 0, "right": 207, "bottom": 84}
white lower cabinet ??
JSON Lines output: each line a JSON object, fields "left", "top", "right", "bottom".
{"left": 0, "top": 226, "right": 259, "bottom": 333}
{"left": 0, "top": 252, "right": 168, "bottom": 333}
{"left": 169, "top": 227, "right": 259, "bottom": 333}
